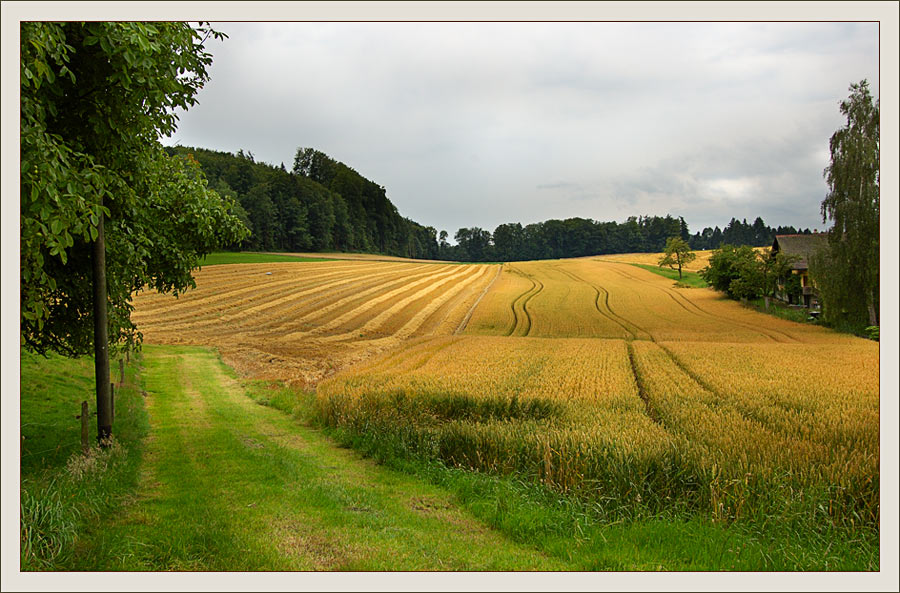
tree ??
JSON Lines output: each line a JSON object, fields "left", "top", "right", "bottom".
{"left": 701, "top": 244, "right": 759, "bottom": 298}
{"left": 658, "top": 237, "right": 696, "bottom": 280}
{"left": 815, "top": 80, "right": 880, "bottom": 327}
{"left": 21, "top": 22, "right": 248, "bottom": 439}
{"left": 454, "top": 227, "right": 492, "bottom": 262}
{"left": 701, "top": 244, "right": 799, "bottom": 303}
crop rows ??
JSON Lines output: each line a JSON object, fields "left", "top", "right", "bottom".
{"left": 135, "top": 255, "right": 879, "bottom": 526}
{"left": 315, "top": 258, "right": 880, "bottom": 524}
{"left": 132, "top": 260, "right": 495, "bottom": 386}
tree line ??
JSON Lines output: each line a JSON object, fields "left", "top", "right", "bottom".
{"left": 167, "top": 146, "right": 441, "bottom": 260}
{"left": 176, "top": 146, "right": 818, "bottom": 265}
{"left": 446, "top": 215, "right": 814, "bottom": 263}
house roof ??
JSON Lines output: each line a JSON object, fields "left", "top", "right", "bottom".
{"left": 772, "top": 233, "right": 828, "bottom": 270}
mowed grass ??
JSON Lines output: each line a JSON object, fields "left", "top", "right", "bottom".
{"left": 19, "top": 343, "right": 879, "bottom": 573}
{"left": 199, "top": 251, "right": 333, "bottom": 266}
{"left": 39, "top": 345, "right": 564, "bottom": 571}
{"left": 630, "top": 263, "right": 708, "bottom": 288}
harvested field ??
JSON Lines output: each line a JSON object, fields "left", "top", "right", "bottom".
{"left": 132, "top": 260, "right": 496, "bottom": 387}
{"left": 267, "top": 251, "right": 453, "bottom": 264}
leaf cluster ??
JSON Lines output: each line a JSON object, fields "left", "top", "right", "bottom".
{"left": 658, "top": 237, "right": 696, "bottom": 278}
{"left": 701, "top": 245, "right": 796, "bottom": 301}
{"left": 21, "top": 22, "right": 248, "bottom": 356}
{"left": 816, "top": 80, "right": 880, "bottom": 327}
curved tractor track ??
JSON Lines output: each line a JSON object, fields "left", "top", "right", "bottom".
{"left": 505, "top": 267, "right": 544, "bottom": 337}
{"left": 603, "top": 263, "right": 800, "bottom": 343}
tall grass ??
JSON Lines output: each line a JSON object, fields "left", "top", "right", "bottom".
{"left": 312, "top": 333, "right": 879, "bottom": 540}
{"left": 19, "top": 350, "right": 148, "bottom": 570}
{"left": 246, "top": 377, "right": 879, "bottom": 570}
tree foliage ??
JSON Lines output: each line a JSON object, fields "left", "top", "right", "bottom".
{"left": 21, "top": 22, "right": 249, "bottom": 356}
{"left": 174, "top": 146, "right": 439, "bottom": 259}
{"left": 813, "top": 80, "right": 880, "bottom": 327}
{"left": 658, "top": 237, "right": 696, "bottom": 279}
{"left": 702, "top": 245, "right": 799, "bottom": 302}
{"left": 688, "top": 217, "right": 813, "bottom": 251}
{"left": 440, "top": 214, "right": 804, "bottom": 263}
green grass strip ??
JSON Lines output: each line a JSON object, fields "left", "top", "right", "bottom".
{"left": 199, "top": 252, "right": 334, "bottom": 266}
{"left": 631, "top": 263, "right": 708, "bottom": 287}
{"left": 68, "top": 346, "right": 564, "bottom": 570}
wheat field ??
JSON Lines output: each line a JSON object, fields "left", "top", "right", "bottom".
{"left": 134, "top": 255, "right": 879, "bottom": 524}
{"left": 316, "top": 258, "right": 879, "bottom": 522}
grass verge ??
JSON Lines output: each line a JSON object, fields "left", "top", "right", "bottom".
{"left": 198, "top": 251, "right": 334, "bottom": 266}
{"left": 19, "top": 349, "right": 148, "bottom": 570}
{"left": 48, "top": 346, "right": 565, "bottom": 571}
{"left": 244, "top": 379, "right": 878, "bottom": 571}
{"left": 631, "top": 264, "right": 707, "bottom": 288}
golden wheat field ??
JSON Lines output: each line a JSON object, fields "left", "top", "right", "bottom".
{"left": 134, "top": 255, "right": 879, "bottom": 523}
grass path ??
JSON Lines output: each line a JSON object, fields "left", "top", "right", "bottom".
{"left": 74, "top": 345, "right": 565, "bottom": 571}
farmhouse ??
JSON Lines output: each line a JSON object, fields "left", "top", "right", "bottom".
{"left": 770, "top": 233, "right": 828, "bottom": 309}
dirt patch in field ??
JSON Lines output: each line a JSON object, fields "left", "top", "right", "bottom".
{"left": 273, "top": 517, "right": 373, "bottom": 570}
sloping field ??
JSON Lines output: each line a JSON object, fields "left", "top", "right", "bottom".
{"left": 465, "top": 259, "right": 842, "bottom": 343}
{"left": 134, "top": 255, "right": 879, "bottom": 531}
{"left": 594, "top": 250, "right": 716, "bottom": 272}
{"left": 132, "top": 260, "right": 497, "bottom": 387}
{"left": 317, "top": 258, "right": 879, "bottom": 526}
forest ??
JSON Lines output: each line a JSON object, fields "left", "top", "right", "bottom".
{"left": 167, "top": 146, "right": 441, "bottom": 259}
{"left": 174, "top": 146, "right": 815, "bottom": 263}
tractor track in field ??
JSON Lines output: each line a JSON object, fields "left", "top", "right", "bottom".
{"left": 505, "top": 268, "right": 543, "bottom": 337}
{"left": 554, "top": 264, "right": 740, "bottom": 430}
{"left": 455, "top": 265, "right": 503, "bottom": 335}
{"left": 625, "top": 341, "right": 662, "bottom": 426}
{"left": 605, "top": 264, "right": 800, "bottom": 343}
{"left": 554, "top": 266, "right": 648, "bottom": 341}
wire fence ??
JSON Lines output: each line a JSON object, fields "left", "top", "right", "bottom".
{"left": 20, "top": 441, "right": 83, "bottom": 458}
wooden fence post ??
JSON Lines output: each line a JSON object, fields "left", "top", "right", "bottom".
{"left": 81, "top": 401, "right": 90, "bottom": 454}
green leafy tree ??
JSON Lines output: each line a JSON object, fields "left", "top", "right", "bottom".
{"left": 813, "top": 80, "right": 880, "bottom": 327}
{"left": 763, "top": 250, "right": 800, "bottom": 300}
{"left": 21, "top": 22, "right": 249, "bottom": 356}
{"left": 454, "top": 227, "right": 492, "bottom": 262}
{"left": 658, "top": 236, "right": 696, "bottom": 279}
{"left": 701, "top": 245, "right": 757, "bottom": 298}
{"left": 702, "top": 245, "right": 799, "bottom": 302}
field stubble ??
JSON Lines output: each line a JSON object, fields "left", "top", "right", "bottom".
{"left": 132, "top": 260, "right": 495, "bottom": 388}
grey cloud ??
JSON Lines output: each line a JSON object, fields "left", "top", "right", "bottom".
{"left": 166, "top": 21, "right": 879, "bottom": 236}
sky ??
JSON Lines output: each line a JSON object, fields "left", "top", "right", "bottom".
{"left": 163, "top": 20, "right": 880, "bottom": 237}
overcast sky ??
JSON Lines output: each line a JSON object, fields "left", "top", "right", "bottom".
{"left": 163, "top": 21, "right": 879, "bottom": 236}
